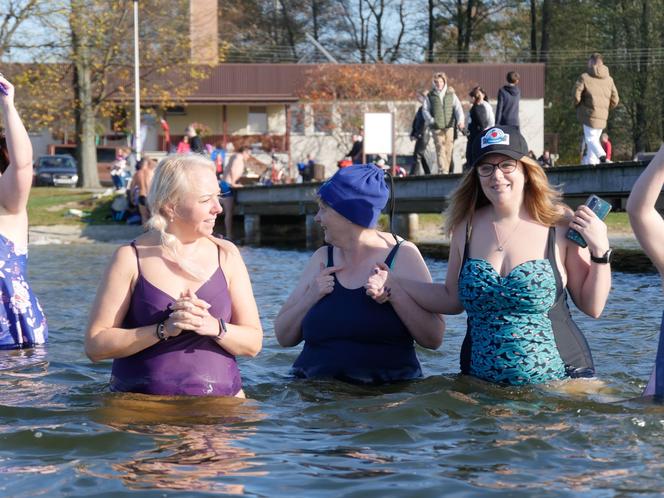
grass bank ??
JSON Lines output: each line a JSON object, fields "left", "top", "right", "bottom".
{"left": 27, "top": 187, "right": 119, "bottom": 225}
{"left": 415, "top": 212, "right": 633, "bottom": 235}
{"left": 29, "top": 187, "right": 633, "bottom": 235}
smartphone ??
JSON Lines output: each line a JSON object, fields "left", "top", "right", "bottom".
{"left": 566, "top": 194, "right": 612, "bottom": 248}
{"left": 0, "top": 84, "right": 7, "bottom": 96}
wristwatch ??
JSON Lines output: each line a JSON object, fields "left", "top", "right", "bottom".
{"left": 590, "top": 248, "right": 612, "bottom": 264}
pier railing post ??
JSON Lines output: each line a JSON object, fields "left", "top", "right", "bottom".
{"left": 244, "top": 214, "right": 261, "bottom": 245}
{"left": 391, "top": 213, "right": 419, "bottom": 241}
{"left": 306, "top": 214, "right": 324, "bottom": 249}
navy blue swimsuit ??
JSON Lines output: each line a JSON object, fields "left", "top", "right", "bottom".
{"left": 291, "top": 243, "right": 422, "bottom": 384}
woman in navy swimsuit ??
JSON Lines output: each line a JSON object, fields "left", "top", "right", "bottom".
{"left": 274, "top": 164, "right": 444, "bottom": 384}
{"left": 85, "top": 154, "right": 263, "bottom": 397}
{"left": 627, "top": 145, "right": 664, "bottom": 397}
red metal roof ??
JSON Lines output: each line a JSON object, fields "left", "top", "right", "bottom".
{"left": 184, "top": 63, "right": 544, "bottom": 103}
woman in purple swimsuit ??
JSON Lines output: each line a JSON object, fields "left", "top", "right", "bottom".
{"left": 0, "top": 74, "right": 48, "bottom": 349}
{"left": 85, "top": 154, "right": 263, "bottom": 397}
{"left": 627, "top": 145, "right": 664, "bottom": 397}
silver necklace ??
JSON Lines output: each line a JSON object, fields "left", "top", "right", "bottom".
{"left": 493, "top": 217, "right": 522, "bottom": 252}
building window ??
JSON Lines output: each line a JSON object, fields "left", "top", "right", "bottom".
{"left": 312, "top": 104, "right": 332, "bottom": 134}
{"left": 165, "top": 105, "right": 186, "bottom": 115}
{"left": 247, "top": 106, "right": 267, "bottom": 134}
{"left": 290, "top": 105, "right": 305, "bottom": 134}
{"left": 338, "top": 103, "right": 364, "bottom": 134}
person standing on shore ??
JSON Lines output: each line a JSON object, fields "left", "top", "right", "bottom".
{"left": 626, "top": 144, "right": 664, "bottom": 397}
{"left": 220, "top": 146, "right": 251, "bottom": 242}
{"left": 573, "top": 53, "right": 619, "bottom": 166}
{"left": 495, "top": 71, "right": 521, "bottom": 130}
{"left": 409, "top": 91, "right": 432, "bottom": 176}
{"left": 0, "top": 74, "right": 48, "bottom": 349}
{"left": 422, "top": 72, "right": 465, "bottom": 174}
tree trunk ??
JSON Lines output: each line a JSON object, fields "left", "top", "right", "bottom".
{"left": 311, "top": 0, "right": 320, "bottom": 40}
{"left": 427, "top": 0, "right": 435, "bottom": 62}
{"left": 71, "top": 2, "right": 100, "bottom": 188}
{"left": 539, "top": 0, "right": 551, "bottom": 64}
{"left": 530, "top": 0, "right": 537, "bottom": 62}
{"left": 634, "top": 0, "right": 650, "bottom": 153}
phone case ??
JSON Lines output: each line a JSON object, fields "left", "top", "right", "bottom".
{"left": 0, "top": 84, "right": 7, "bottom": 96}
{"left": 566, "top": 195, "right": 612, "bottom": 248}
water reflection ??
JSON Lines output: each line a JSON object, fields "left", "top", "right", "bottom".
{"left": 88, "top": 395, "right": 267, "bottom": 494}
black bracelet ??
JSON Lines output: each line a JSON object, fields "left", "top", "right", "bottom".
{"left": 155, "top": 321, "right": 168, "bottom": 341}
{"left": 217, "top": 318, "right": 228, "bottom": 340}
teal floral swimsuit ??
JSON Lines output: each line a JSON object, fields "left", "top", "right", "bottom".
{"left": 458, "top": 225, "right": 569, "bottom": 385}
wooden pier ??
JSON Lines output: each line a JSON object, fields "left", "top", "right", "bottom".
{"left": 233, "top": 161, "right": 653, "bottom": 247}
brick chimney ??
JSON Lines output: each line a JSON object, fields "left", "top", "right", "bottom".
{"left": 190, "top": 0, "right": 218, "bottom": 64}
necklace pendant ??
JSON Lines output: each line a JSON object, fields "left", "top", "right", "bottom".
{"left": 497, "top": 246, "right": 504, "bottom": 252}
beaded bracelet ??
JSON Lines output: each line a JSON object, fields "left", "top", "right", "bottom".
{"left": 155, "top": 321, "right": 168, "bottom": 341}
{"left": 217, "top": 318, "right": 228, "bottom": 340}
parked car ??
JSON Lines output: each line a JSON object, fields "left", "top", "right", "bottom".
{"left": 34, "top": 155, "right": 79, "bottom": 187}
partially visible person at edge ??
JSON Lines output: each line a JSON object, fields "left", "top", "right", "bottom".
{"left": 0, "top": 74, "right": 47, "bottom": 349}
{"left": 369, "top": 125, "right": 612, "bottom": 386}
{"left": 573, "top": 52, "right": 619, "bottom": 166}
{"left": 600, "top": 132, "right": 612, "bottom": 162}
{"left": 495, "top": 71, "right": 521, "bottom": 129}
{"left": 220, "top": 146, "right": 251, "bottom": 242}
{"left": 627, "top": 144, "right": 664, "bottom": 398}
{"left": 422, "top": 72, "right": 465, "bottom": 174}
{"left": 85, "top": 154, "right": 263, "bottom": 396}
{"left": 176, "top": 135, "right": 190, "bottom": 154}
{"left": 186, "top": 124, "right": 205, "bottom": 154}
{"left": 274, "top": 164, "right": 444, "bottom": 384}
{"left": 346, "top": 131, "right": 364, "bottom": 165}
{"left": 409, "top": 91, "right": 432, "bottom": 176}
{"left": 538, "top": 149, "right": 553, "bottom": 168}
{"left": 466, "top": 85, "right": 495, "bottom": 170}
{"left": 210, "top": 142, "right": 225, "bottom": 177}
{"left": 128, "top": 156, "right": 157, "bottom": 225}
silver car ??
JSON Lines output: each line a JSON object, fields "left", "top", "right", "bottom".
{"left": 34, "top": 155, "right": 79, "bottom": 187}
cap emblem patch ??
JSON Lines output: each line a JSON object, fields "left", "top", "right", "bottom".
{"left": 481, "top": 128, "right": 510, "bottom": 148}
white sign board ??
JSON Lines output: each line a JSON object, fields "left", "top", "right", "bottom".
{"left": 363, "top": 112, "right": 393, "bottom": 155}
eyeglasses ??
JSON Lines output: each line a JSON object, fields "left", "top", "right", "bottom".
{"left": 476, "top": 160, "right": 518, "bottom": 177}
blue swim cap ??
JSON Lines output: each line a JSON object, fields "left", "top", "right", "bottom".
{"left": 318, "top": 164, "right": 389, "bottom": 228}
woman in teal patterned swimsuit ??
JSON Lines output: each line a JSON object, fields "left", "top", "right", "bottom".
{"left": 369, "top": 125, "right": 612, "bottom": 386}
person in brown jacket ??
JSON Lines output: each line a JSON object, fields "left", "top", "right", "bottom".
{"left": 573, "top": 53, "right": 619, "bottom": 165}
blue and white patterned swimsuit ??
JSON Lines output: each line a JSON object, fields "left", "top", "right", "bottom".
{"left": 458, "top": 257, "right": 567, "bottom": 385}
{"left": 0, "top": 233, "right": 47, "bottom": 349}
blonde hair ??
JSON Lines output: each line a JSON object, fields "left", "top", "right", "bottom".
{"left": 146, "top": 154, "right": 217, "bottom": 281}
{"left": 444, "top": 157, "right": 564, "bottom": 235}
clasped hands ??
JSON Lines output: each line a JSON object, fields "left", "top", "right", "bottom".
{"left": 162, "top": 288, "right": 219, "bottom": 339}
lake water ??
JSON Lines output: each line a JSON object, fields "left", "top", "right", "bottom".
{"left": 2, "top": 244, "right": 664, "bottom": 497}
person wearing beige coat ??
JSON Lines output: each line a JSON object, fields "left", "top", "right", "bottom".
{"left": 573, "top": 53, "right": 619, "bottom": 165}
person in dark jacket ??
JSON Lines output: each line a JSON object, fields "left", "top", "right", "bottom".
{"left": 346, "top": 130, "right": 364, "bottom": 164}
{"left": 495, "top": 71, "right": 521, "bottom": 129}
{"left": 185, "top": 124, "right": 205, "bottom": 154}
{"left": 465, "top": 86, "right": 495, "bottom": 169}
{"left": 409, "top": 92, "right": 431, "bottom": 175}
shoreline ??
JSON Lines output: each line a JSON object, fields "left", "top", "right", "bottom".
{"left": 28, "top": 224, "right": 655, "bottom": 273}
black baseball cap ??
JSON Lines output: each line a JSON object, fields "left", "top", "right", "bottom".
{"left": 467, "top": 125, "right": 530, "bottom": 168}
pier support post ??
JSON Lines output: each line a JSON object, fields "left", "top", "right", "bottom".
{"left": 306, "top": 214, "right": 324, "bottom": 249}
{"left": 244, "top": 214, "right": 261, "bottom": 245}
{"left": 391, "top": 214, "right": 419, "bottom": 241}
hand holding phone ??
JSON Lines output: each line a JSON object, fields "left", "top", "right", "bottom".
{"left": 566, "top": 195, "right": 612, "bottom": 248}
